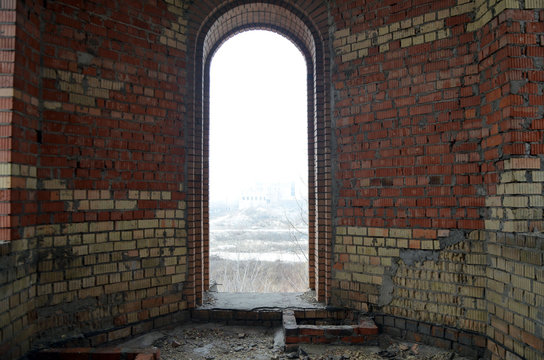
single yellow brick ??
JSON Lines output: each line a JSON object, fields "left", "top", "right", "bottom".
{"left": 90, "top": 200, "right": 114, "bottom": 210}
{"left": 63, "top": 223, "right": 89, "bottom": 234}
{"left": 390, "top": 228, "right": 411, "bottom": 238}
{"left": 337, "top": 44, "right": 351, "bottom": 54}
{"left": 530, "top": 196, "right": 544, "bottom": 206}
{"left": 421, "top": 20, "right": 444, "bottom": 34}
{"left": 389, "top": 21, "right": 400, "bottom": 32}
{"left": 42, "top": 68, "right": 56, "bottom": 78}
{"left": 0, "top": 164, "right": 11, "bottom": 176}
{"left": 138, "top": 219, "right": 158, "bottom": 228}
{"left": 358, "top": 49, "right": 369, "bottom": 58}
{"left": 413, "top": 35, "right": 425, "bottom": 45}
{"left": 436, "top": 9, "right": 450, "bottom": 19}
{"left": 69, "top": 93, "right": 95, "bottom": 106}
{"left": 437, "top": 28, "right": 450, "bottom": 39}
{"left": 90, "top": 222, "right": 114, "bottom": 232}
{"left": 333, "top": 38, "right": 345, "bottom": 48}
{"left": 59, "top": 81, "right": 84, "bottom": 94}
{"left": 43, "top": 179, "right": 66, "bottom": 189}
{"left": 21, "top": 176, "right": 34, "bottom": 189}
{"left": 386, "top": 238, "right": 396, "bottom": 247}
{"left": 451, "top": 2, "right": 475, "bottom": 16}
{"left": 506, "top": 157, "right": 541, "bottom": 170}
{"left": 115, "top": 200, "right": 137, "bottom": 210}
{"left": 401, "top": 18, "right": 412, "bottom": 29}
{"left": 116, "top": 220, "right": 137, "bottom": 231}
{"left": 352, "top": 39, "right": 371, "bottom": 51}
{"left": 342, "top": 51, "right": 358, "bottom": 62}
{"left": 44, "top": 101, "right": 62, "bottom": 110}
{"left": 424, "top": 12, "right": 436, "bottom": 22}
{"left": 352, "top": 273, "right": 370, "bottom": 283}
{"left": 161, "top": 191, "right": 171, "bottom": 200}
{"left": 89, "top": 242, "right": 113, "bottom": 254}
{"left": 485, "top": 220, "right": 501, "bottom": 230}
{"left": 533, "top": 171, "right": 544, "bottom": 182}
{"left": 424, "top": 32, "right": 437, "bottom": 43}
{"left": 378, "top": 26, "right": 389, "bottom": 36}
{"left": 397, "top": 239, "right": 409, "bottom": 248}
{"left": 347, "top": 226, "right": 365, "bottom": 236}
{"left": 88, "top": 88, "right": 108, "bottom": 98}
{"left": 335, "top": 29, "right": 350, "bottom": 38}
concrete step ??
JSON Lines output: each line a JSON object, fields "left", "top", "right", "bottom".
{"left": 283, "top": 309, "right": 379, "bottom": 351}
{"left": 192, "top": 291, "right": 325, "bottom": 326}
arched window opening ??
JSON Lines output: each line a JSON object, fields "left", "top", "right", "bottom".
{"left": 209, "top": 30, "right": 308, "bottom": 293}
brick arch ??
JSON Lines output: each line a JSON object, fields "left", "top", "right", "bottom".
{"left": 184, "top": 0, "right": 331, "bottom": 307}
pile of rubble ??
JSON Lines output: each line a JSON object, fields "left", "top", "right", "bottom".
{"left": 122, "top": 323, "right": 472, "bottom": 360}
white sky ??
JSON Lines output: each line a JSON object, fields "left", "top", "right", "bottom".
{"left": 210, "top": 30, "right": 308, "bottom": 201}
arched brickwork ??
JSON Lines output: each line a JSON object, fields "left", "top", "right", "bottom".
{"left": 184, "top": 0, "right": 332, "bottom": 306}
{"left": 2, "top": 1, "right": 543, "bottom": 358}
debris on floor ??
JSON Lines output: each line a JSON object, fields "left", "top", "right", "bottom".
{"left": 121, "top": 323, "right": 473, "bottom": 360}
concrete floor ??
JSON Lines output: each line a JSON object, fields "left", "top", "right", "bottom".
{"left": 198, "top": 291, "right": 326, "bottom": 311}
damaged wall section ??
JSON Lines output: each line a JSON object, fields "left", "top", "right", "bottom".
{"left": 331, "top": 1, "right": 544, "bottom": 359}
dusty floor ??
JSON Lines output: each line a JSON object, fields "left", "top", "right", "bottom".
{"left": 121, "top": 322, "right": 472, "bottom": 360}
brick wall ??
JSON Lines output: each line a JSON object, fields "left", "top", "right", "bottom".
{"left": 0, "top": 0, "right": 40, "bottom": 358}
{"left": 331, "top": 0, "right": 543, "bottom": 359}
{"left": 2, "top": 0, "right": 191, "bottom": 357}
{"left": 34, "top": 0, "right": 190, "bottom": 348}
{"left": 480, "top": 6, "right": 544, "bottom": 359}
{"left": 0, "top": 0, "right": 543, "bottom": 359}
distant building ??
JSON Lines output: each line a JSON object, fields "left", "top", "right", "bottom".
{"left": 239, "top": 182, "right": 302, "bottom": 209}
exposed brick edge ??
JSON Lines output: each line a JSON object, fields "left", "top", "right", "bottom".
{"left": 375, "top": 314, "right": 487, "bottom": 359}
{"left": 283, "top": 310, "right": 379, "bottom": 352}
{"left": 31, "top": 347, "right": 160, "bottom": 360}
{"left": 191, "top": 309, "right": 283, "bottom": 327}
{"left": 29, "top": 311, "right": 189, "bottom": 355}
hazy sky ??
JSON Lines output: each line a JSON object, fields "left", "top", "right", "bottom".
{"left": 210, "top": 30, "right": 308, "bottom": 201}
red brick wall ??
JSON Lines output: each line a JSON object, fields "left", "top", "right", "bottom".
{"left": 480, "top": 9, "right": 544, "bottom": 360}
{"left": 0, "top": 1, "right": 543, "bottom": 359}
{"left": 0, "top": 0, "right": 40, "bottom": 358}
{"left": 331, "top": 1, "right": 543, "bottom": 359}
{"left": 2, "top": 0, "right": 191, "bottom": 356}
{"left": 34, "top": 0, "right": 190, "bottom": 347}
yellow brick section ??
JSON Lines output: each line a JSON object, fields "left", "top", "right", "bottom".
{"left": 334, "top": 0, "right": 475, "bottom": 58}
{"left": 486, "top": 157, "right": 544, "bottom": 233}
{"left": 335, "top": 227, "right": 487, "bottom": 333}
{"left": 160, "top": 0, "right": 188, "bottom": 51}
{"left": 0, "top": 164, "right": 37, "bottom": 190}
{"left": 55, "top": 190, "right": 185, "bottom": 219}
{"left": 467, "top": 0, "right": 521, "bottom": 32}
{"left": 43, "top": 68, "right": 124, "bottom": 107}
{"left": 334, "top": 0, "right": 531, "bottom": 59}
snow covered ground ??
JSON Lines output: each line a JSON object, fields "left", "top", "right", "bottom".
{"left": 209, "top": 201, "right": 309, "bottom": 292}
{"left": 210, "top": 202, "right": 309, "bottom": 263}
